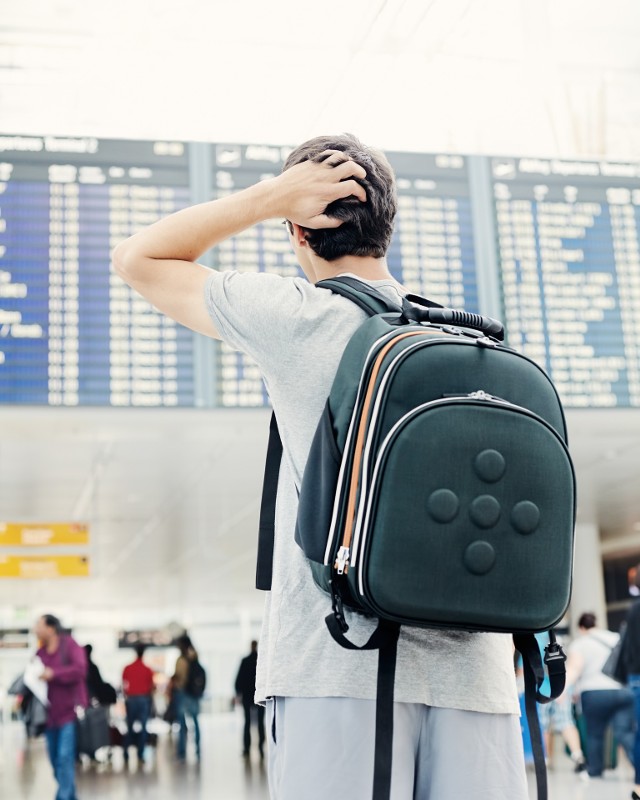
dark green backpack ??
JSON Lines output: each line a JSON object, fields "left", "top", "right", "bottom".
{"left": 258, "top": 277, "right": 575, "bottom": 800}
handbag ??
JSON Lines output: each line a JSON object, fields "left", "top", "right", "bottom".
{"left": 601, "top": 625, "right": 628, "bottom": 684}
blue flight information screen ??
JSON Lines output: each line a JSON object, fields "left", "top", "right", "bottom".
{"left": 211, "top": 145, "right": 480, "bottom": 407}
{"left": 0, "top": 135, "right": 194, "bottom": 406}
{"left": 387, "top": 152, "right": 479, "bottom": 312}
{"left": 492, "top": 156, "right": 640, "bottom": 407}
{"left": 6, "top": 134, "right": 637, "bottom": 410}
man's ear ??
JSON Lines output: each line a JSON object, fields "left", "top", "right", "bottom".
{"left": 291, "top": 222, "right": 310, "bottom": 248}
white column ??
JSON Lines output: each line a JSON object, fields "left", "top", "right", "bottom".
{"left": 238, "top": 607, "right": 252, "bottom": 649}
{"left": 570, "top": 522, "right": 606, "bottom": 632}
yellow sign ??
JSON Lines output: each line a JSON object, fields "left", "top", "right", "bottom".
{"left": 0, "top": 523, "right": 89, "bottom": 547}
{"left": 0, "top": 556, "right": 90, "bottom": 578}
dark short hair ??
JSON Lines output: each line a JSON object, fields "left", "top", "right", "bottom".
{"left": 134, "top": 643, "right": 146, "bottom": 659}
{"left": 578, "top": 612, "right": 597, "bottom": 629}
{"left": 177, "top": 634, "right": 193, "bottom": 654}
{"left": 84, "top": 644, "right": 93, "bottom": 657}
{"left": 42, "top": 614, "right": 62, "bottom": 634}
{"left": 283, "top": 133, "right": 397, "bottom": 262}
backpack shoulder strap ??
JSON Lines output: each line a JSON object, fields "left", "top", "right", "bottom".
{"left": 316, "top": 276, "right": 404, "bottom": 316}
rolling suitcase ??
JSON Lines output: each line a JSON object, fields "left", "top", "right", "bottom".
{"left": 76, "top": 705, "right": 110, "bottom": 756}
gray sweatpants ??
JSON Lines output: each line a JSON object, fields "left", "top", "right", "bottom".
{"left": 267, "top": 697, "right": 528, "bottom": 800}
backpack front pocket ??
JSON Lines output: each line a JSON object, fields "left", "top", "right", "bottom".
{"left": 355, "top": 399, "right": 575, "bottom": 633}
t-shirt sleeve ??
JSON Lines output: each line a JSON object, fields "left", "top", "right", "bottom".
{"left": 204, "top": 270, "right": 308, "bottom": 368}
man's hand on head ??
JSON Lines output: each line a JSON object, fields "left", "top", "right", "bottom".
{"left": 272, "top": 150, "right": 367, "bottom": 229}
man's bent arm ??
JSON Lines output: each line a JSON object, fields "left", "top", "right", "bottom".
{"left": 112, "top": 181, "right": 278, "bottom": 339}
{"left": 111, "top": 154, "right": 366, "bottom": 339}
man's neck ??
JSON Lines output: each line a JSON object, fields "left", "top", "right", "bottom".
{"left": 312, "top": 256, "right": 395, "bottom": 284}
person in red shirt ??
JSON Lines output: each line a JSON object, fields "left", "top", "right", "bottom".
{"left": 122, "top": 643, "right": 155, "bottom": 764}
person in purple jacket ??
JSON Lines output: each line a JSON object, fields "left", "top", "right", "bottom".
{"left": 35, "top": 614, "right": 88, "bottom": 800}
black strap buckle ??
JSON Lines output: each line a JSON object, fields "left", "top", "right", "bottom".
{"left": 544, "top": 642, "right": 567, "bottom": 676}
{"left": 330, "top": 579, "right": 349, "bottom": 634}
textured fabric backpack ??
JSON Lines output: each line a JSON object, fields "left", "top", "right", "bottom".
{"left": 258, "top": 276, "right": 575, "bottom": 800}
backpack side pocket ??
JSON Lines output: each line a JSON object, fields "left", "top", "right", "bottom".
{"left": 295, "top": 401, "right": 342, "bottom": 565}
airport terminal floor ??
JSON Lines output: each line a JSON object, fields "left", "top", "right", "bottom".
{"left": 0, "top": 710, "right": 637, "bottom": 800}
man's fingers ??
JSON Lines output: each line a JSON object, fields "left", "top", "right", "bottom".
{"left": 332, "top": 160, "right": 367, "bottom": 182}
{"left": 334, "top": 179, "right": 367, "bottom": 203}
{"left": 307, "top": 214, "right": 344, "bottom": 229}
{"left": 314, "top": 149, "right": 345, "bottom": 164}
{"left": 314, "top": 150, "right": 367, "bottom": 180}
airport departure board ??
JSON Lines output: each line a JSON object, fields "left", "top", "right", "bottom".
{"left": 3, "top": 134, "right": 640, "bottom": 410}
{"left": 492, "top": 156, "right": 640, "bottom": 407}
{"left": 0, "top": 135, "right": 194, "bottom": 405}
{"left": 387, "top": 152, "right": 479, "bottom": 311}
{"left": 211, "top": 146, "right": 480, "bottom": 407}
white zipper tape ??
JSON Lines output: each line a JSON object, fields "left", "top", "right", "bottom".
{"left": 322, "top": 328, "right": 402, "bottom": 566}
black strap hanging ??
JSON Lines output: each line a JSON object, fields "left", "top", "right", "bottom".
{"left": 255, "top": 413, "right": 283, "bottom": 590}
{"left": 513, "top": 632, "right": 567, "bottom": 800}
{"left": 325, "top": 611, "right": 401, "bottom": 800}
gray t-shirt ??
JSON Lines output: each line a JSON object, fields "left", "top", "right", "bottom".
{"left": 205, "top": 269, "right": 519, "bottom": 715}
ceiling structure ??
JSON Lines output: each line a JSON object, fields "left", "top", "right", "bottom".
{"left": 0, "top": 0, "right": 639, "bottom": 158}
{"left": 0, "top": 0, "right": 640, "bottom": 617}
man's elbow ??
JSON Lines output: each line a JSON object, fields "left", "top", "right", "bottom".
{"left": 111, "top": 240, "right": 147, "bottom": 286}
{"left": 112, "top": 240, "right": 133, "bottom": 282}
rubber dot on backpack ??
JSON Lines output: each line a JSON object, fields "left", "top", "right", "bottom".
{"left": 463, "top": 540, "right": 496, "bottom": 575}
{"left": 469, "top": 495, "right": 501, "bottom": 528}
{"left": 427, "top": 489, "right": 460, "bottom": 523}
{"left": 511, "top": 501, "right": 540, "bottom": 535}
{"left": 473, "top": 449, "right": 506, "bottom": 483}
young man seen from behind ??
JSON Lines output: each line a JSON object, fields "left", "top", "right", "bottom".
{"left": 112, "top": 134, "right": 528, "bottom": 799}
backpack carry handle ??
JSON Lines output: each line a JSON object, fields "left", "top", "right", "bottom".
{"left": 318, "top": 278, "right": 504, "bottom": 341}
{"left": 402, "top": 299, "right": 504, "bottom": 341}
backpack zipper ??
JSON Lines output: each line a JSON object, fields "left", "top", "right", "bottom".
{"left": 326, "top": 328, "right": 434, "bottom": 571}
{"left": 327, "top": 327, "right": 458, "bottom": 572}
{"left": 348, "top": 346, "right": 567, "bottom": 569}
{"left": 349, "top": 342, "right": 512, "bottom": 568}
{"left": 323, "top": 327, "right": 414, "bottom": 568}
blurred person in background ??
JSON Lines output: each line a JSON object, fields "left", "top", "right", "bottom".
{"left": 566, "top": 611, "right": 635, "bottom": 780}
{"left": 35, "top": 614, "right": 87, "bottom": 800}
{"left": 84, "top": 644, "right": 103, "bottom": 703}
{"left": 173, "top": 634, "right": 203, "bottom": 761}
{"left": 235, "top": 640, "right": 265, "bottom": 759}
{"left": 84, "top": 644, "right": 116, "bottom": 707}
{"left": 623, "top": 565, "right": 640, "bottom": 800}
{"left": 122, "top": 643, "right": 155, "bottom": 765}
